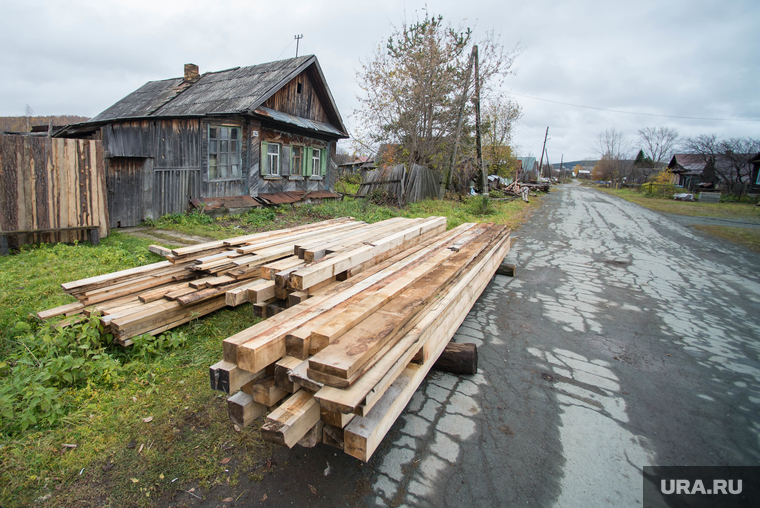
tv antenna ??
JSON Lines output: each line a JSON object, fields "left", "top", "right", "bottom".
{"left": 295, "top": 34, "right": 303, "bottom": 57}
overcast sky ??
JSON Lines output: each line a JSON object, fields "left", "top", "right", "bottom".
{"left": 1, "top": 0, "right": 758, "bottom": 162}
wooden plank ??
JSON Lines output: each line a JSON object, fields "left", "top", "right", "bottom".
{"left": 297, "top": 217, "right": 408, "bottom": 260}
{"left": 313, "top": 229, "right": 511, "bottom": 415}
{"left": 247, "top": 279, "right": 276, "bottom": 303}
{"left": 225, "top": 278, "right": 266, "bottom": 307}
{"left": 138, "top": 282, "right": 191, "bottom": 303}
{"left": 176, "top": 279, "right": 249, "bottom": 306}
{"left": 148, "top": 245, "right": 172, "bottom": 257}
{"left": 290, "top": 216, "right": 447, "bottom": 291}
{"left": 61, "top": 260, "right": 176, "bottom": 293}
{"left": 344, "top": 364, "right": 422, "bottom": 462}
{"left": 222, "top": 217, "right": 355, "bottom": 247}
{"left": 36, "top": 301, "right": 84, "bottom": 320}
{"left": 209, "top": 360, "right": 265, "bottom": 394}
{"left": 227, "top": 391, "right": 266, "bottom": 427}
{"left": 222, "top": 230, "right": 449, "bottom": 365}
{"left": 289, "top": 359, "right": 323, "bottom": 393}
{"left": 235, "top": 221, "right": 364, "bottom": 255}
{"left": 228, "top": 224, "right": 469, "bottom": 370}
{"left": 260, "top": 255, "right": 304, "bottom": 280}
{"left": 301, "top": 217, "right": 416, "bottom": 262}
{"left": 164, "top": 286, "right": 197, "bottom": 300}
{"left": 307, "top": 228, "right": 501, "bottom": 381}
{"left": 260, "top": 390, "right": 321, "bottom": 448}
{"left": 308, "top": 248, "right": 454, "bottom": 352}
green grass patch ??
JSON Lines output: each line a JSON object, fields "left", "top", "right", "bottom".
{"left": 594, "top": 187, "right": 760, "bottom": 221}
{"left": 693, "top": 225, "right": 760, "bottom": 253}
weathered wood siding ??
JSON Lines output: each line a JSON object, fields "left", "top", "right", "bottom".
{"left": 0, "top": 134, "right": 108, "bottom": 246}
{"left": 103, "top": 121, "right": 153, "bottom": 157}
{"left": 107, "top": 157, "right": 147, "bottom": 228}
{"left": 263, "top": 70, "right": 329, "bottom": 124}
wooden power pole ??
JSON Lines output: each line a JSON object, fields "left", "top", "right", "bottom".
{"left": 537, "top": 127, "right": 549, "bottom": 180}
{"left": 474, "top": 45, "right": 488, "bottom": 196}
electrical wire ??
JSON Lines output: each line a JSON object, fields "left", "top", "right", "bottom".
{"left": 506, "top": 92, "right": 760, "bottom": 122}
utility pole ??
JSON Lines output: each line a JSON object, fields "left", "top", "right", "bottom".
{"left": 439, "top": 46, "right": 475, "bottom": 198}
{"left": 559, "top": 154, "right": 564, "bottom": 180}
{"left": 474, "top": 45, "right": 488, "bottom": 196}
{"left": 294, "top": 34, "right": 303, "bottom": 57}
{"left": 537, "top": 127, "right": 549, "bottom": 181}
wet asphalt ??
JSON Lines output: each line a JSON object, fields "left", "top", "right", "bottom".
{"left": 191, "top": 183, "right": 760, "bottom": 507}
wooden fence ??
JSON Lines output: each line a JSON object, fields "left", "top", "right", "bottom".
{"left": 0, "top": 134, "right": 109, "bottom": 249}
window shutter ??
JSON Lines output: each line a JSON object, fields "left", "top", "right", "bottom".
{"left": 302, "top": 147, "right": 307, "bottom": 176}
{"left": 260, "top": 141, "right": 268, "bottom": 176}
{"left": 281, "top": 145, "right": 291, "bottom": 176}
{"left": 320, "top": 148, "right": 327, "bottom": 176}
{"left": 306, "top": 147, "right": 313, "bottom": 176}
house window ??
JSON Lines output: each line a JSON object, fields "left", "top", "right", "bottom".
{"left": 208, "top": 126, "right": 241, "bottom": 180}
{"left": 312, "top": 148, "right": 321, "bottom": 176}
{"left": 267, "top": 143, "right": 281, "bottom": 175}
{"left": 292, "top": 146, "right": 302, "bottom": 175}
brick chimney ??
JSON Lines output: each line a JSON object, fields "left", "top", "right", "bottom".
{"left": 184, "top": 63, "right": 200, "bottom": 83}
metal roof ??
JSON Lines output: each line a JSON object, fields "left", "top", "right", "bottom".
{"left": 254, "top": 107, "right": 344, "bottom": 137}
{"left": 85, "top": 55, "right": 347, "bottom": 136}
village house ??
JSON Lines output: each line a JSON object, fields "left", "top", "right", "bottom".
{"left": 56, "top": 55, "right": 348, "bottom": 227}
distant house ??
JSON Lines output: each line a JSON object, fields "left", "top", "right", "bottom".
{"left": 57, "top": 55, "right": 348, "bottom": 227}
{"left": 668, "top": 153, "right": 754, "bottom": 191}
{"left": 576, "top": 169, "right": 591, "bottom": 179}
{"left": 749, "top": 153, "right": 760, "bottom": 194}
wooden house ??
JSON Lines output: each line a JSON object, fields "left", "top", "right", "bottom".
{"left": 57, "top": 56, "right": 348, "bottom": 227}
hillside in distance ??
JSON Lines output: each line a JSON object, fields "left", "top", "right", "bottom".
{"left": 0, "top": 115, "right": 90, "bottom": 133}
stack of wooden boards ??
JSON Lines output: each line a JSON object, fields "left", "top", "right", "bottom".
{"left": 35, "top": 217, "right": 447, "bottom": 346}
{"left": 210, "top": 219, "right": 511, "bottom": 462}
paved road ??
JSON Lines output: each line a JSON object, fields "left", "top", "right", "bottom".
{"left": 204, "top": 183, "right": 760, "bottom": 507}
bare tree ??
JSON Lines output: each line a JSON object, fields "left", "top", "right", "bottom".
{"left": 24, "top": 104, "right": 33, "bottom": 132}
{"left": 637, "top": 127, "right": 678, "bottom": 180}
{"left": 595, "top": 127, "right": 631, "bottom": 181}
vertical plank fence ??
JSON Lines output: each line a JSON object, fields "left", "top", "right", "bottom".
{"left": 0, "top": 134, "right": 109, "bottom": 250}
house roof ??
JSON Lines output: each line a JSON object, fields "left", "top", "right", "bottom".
{"left": 65, "top": 55, "right": 347, "bottom": 137}
{"left": 669, "top": 153, "right": 753, "bottom": 178}
{"left": 669, "top": 154, "right": 708, "bottom": 174}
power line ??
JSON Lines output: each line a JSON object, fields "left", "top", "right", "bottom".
{"left": 506, "top": 92, "right": 760, "bottom": 123}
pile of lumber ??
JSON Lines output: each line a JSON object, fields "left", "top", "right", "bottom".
{"left": 36, "top": 217, "right": 446, "bottom": 346}
{"left": 210, "top": 219, "right": 511, "bottom": 461}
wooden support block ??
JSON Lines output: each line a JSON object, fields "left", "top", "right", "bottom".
{"left": 265, "top": 302, "right": 285, "bottom": 318}
{"left": 209, "top": 360, "right": 264, "bottom": 394}
{"left": 249, "top": 376, "right": 288, "bottom": 407}
{"left": 320, "top": 407, "right": 355, "bottom": 429}
{"left": 322, "top": 423, "right": 345, "bottom": 450}
{"left": 89, "top": 228, "right": 100, "bottom": 246}
{"left": 433, "top": 343, "right": 478, "bottom": 375}
{"left": 253, "top": 298, "right": 276, "bottom": 318}
{"left": 287, "top": 291, "right": 309, "bottom": 307}
{"left": 227, "top": 391, "right": 266, "bottom": 427}
{"left": 297, "top": 420, "right": 324, "bottom": 448}
{"left": 496, "top": 262, "right": 515, "bottom": 277}
{"left": 274, "top": 286, "right": 290, "bottom": 300}
{"left": 260, "top": 390, "right": 321, "bottom": 448}
{"left": 0, "top": 236, "right": 8, "bottom": 256}
{"left": 274, "top": 356, "right": 302, "bottom": 393}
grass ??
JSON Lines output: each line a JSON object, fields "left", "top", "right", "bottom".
{"left": 0, "top": 193, "right": 540, "bottom": 507}
{"left": 594, "top": 187, "right": 760, "bottom": 221}
{"left": 693, "top": 225, "right": 760, "bottom": 253}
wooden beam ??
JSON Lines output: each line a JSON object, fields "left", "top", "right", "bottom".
{"left": 274, "top": 356, "right": 302, "bottom": 393}
{"left": 227, "top": 391, "right": 266, "bottom": 427}
{"left": 248, "top": 376, "right": 288, "bottom": 407}
{"left": 260, "top": 390, "right": 320, "bottom": 448}
{"left": 209, "top": 360, "right": 265, "bottom": 394}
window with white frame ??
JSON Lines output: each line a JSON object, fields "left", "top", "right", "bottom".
{"left": 208, "top": 126, "right": 241, "bottom": 180}
{"left": 311, "top": 148, "right": 321, "bottom": 176}
{"left": 267, "top": 143, "right": 281, "bottom": 175}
